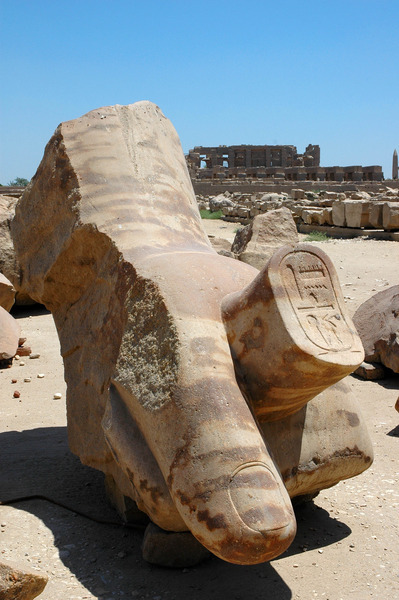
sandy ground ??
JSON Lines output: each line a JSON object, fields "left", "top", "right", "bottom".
{"left": 0, "top": 222, "right": 398, "bottom": 600}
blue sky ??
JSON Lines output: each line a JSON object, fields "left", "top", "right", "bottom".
{"left": 1, "top": 0, "right": 398, "bottom": 183}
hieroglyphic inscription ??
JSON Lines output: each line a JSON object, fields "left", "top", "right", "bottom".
{"left": 281, "top": 251, "right": 353, "bottom": 351}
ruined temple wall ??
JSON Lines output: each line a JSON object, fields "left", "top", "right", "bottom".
{"left": 193, "top": 179, "right": 399, "bottom": 197}
{"left": 188, "top": 144, "right": 320, "bottom": 170}
{"left": 187, "top": 145, "right": 383, "bottom": 184}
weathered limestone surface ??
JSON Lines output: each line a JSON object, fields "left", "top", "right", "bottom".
{"left": 382, "top": 202, "right": 399, "bottom": 230}
{"left": 231, "top": 207, "right": 298, "bottom": 269}
{"left": 0, "top": 195, "right": 33, "bottom": 305}
{"left": 0, "top": 274, "right": 15, "bottom": 312}
{"left": 369, "top": 202, "right": 384, "bottom": 229}
{"left": 0, "top": 197, "right": 19, "bottom": 293}
{"left": 0, "top": 307, "right": 20, "bottom": 361}
{"left": 0, "top": 560, "right": 48, "bottom": 600}
{"left": 207, "top": 235, "right": 234, "bottom": 257}
{"left": 12, "top": 102, "right": 372, "bottom": 565}
{"left": 263, "top": 379, "right": 373, "bottom": 498}
{"left": 332, "top": 201, "right": 346, "bottom": 227}
{"left": 301, "top": 207, "right": 332, "bottom": 226}
{"left": 353, "top": 285, "right": 399, "bottom": 373}
{"left": 345, "top": 200, "right": 371, "bottom": 228}
{"left": 12, "top": 102, "right": 296, "bottom": 564}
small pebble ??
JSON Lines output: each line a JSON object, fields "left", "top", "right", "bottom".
{"left": 11, "top": 379, "right": 17, "bottom": 384}
{"left": 19, "top": 362, "right": 25, "bottom": 366}
{"left": 29, "top": 353, "right": 40, "bottom": 359}
{"left": 13, "top": 391, "right": 20, "bottom": 398}
{"left": 37, "top": 373, "right": 45, "bottom": 378}
{"left": 0, "top": 523, "right": 6, "bottom": 527}
{"left": 24, "top": 377, "right": 31, "bottom": 383}
{"left": 14, "top": 355, "right": 20, "bottom": 360}
{"left": 318, "top": 549, "right": 324, "bottom": 554}
{"left": 53, "top": 393, "right": 62, "bottom": 399}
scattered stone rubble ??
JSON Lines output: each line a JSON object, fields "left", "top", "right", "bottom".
{"left": 198, "top": 187, "right": 399, "bottom": 231}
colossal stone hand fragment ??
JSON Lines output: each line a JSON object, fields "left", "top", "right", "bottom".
{"left": 11, "top": 101, "right": 372, "bottom": 565}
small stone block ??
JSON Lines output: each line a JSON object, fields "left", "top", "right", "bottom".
{"left": 17, "top": 346, "right": 32, "bottom": 356}
{"left": 354, "top": 361, "right": 387, "bottom": 380}
{"left": 0, "top": 559, "right": 48, "bottom": 600}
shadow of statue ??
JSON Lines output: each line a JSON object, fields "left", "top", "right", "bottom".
{"left": 1, "top": 426, "right": 354, "bottom": 599}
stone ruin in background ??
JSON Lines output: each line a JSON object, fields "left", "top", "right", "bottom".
{"left": 187, "top": 143, "right": 383, "bottom": 183}
{"left": 11, "top": 101, "right": 373, "bottom": 567}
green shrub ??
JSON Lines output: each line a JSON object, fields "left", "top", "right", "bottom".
{"left": 8, "top": 177, "right": 29, "bottom": 187}
{"left": 304, "top": 231, "right": 329, "bottom": 242}
{"left": 200, "top": 209, "right": 223, "bottom": 220}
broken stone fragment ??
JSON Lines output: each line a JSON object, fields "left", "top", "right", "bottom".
{"left": 231, "top": 207, "right": 298, "bottom": 269}
{"left": 263, "top": 379, "right": 373, "bottom": 498}
{"left": 0, "top": 306, "right": 20, "bottom": 361}
{"left": 11, "top": 100, "right": 373, "bottom": 566}
{"left": 16, "top": 345, "right": 32, "bottom": 357}
{"left": 0, "top": 196, "right": 34, "bottom": 305}
{"left": 207, "top": 235, "right": 234, "bottom": 257}
{"left": 353, "top": 285, "right": 399, "bottom": 373}
{"left": 0, "top": 560, "right": 48, "bottom": 600}
{"left": 12, "top": 101, "right": 299, "bottom": 565}
{"left": 0, "top": 273, "right": 15, "bottom": 312}
{"left": 354, "top": 361, "right": 387, "bottom": 380}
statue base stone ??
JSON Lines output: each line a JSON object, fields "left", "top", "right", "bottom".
{"left": 142, "top": 523, "right": 211, "bottom": 568}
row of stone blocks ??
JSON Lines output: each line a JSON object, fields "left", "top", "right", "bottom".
{"left": 303, "top": 200, "right": 399, "bottom": 230}
{"left": 223, "top": 200, "right": 399, "bottom": 230}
